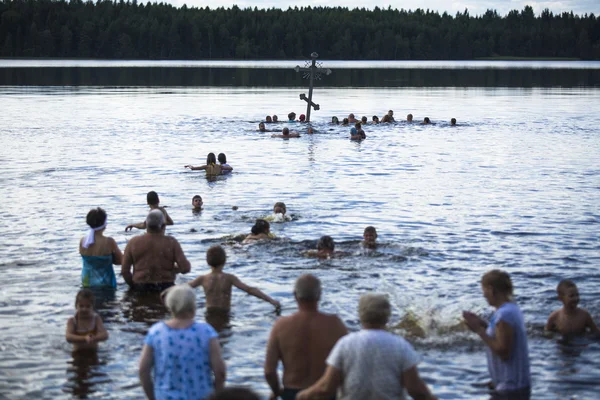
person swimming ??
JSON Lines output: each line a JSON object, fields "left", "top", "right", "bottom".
{"left": 272, "top": 127, "right": 300, "bottom": 138}
{"left": 258, "top": 122, "right": 270, "bottom": 132}
{"left": 331, "top": 116, "right": 339, "bottom": 125}
{"left": 450, "top": 118, "right": 457, "bottom": 126}
{"left": 372, "top": 115, "right": 380, "bottom": 124}
{"left": 422, "top": 117, "right": 431, "bottom": 125}
{"left": 266, "top": 116, "right": 273, "bottom": 123}
{"left": 218, "top": 153, "right": 232, "bottom": 175}
{"left": 243, "top": 219, "right": 273, "bottom": 243}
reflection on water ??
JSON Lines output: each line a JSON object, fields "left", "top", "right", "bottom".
{"left": 0, "top": 85, "right": 599, "bottom": 398}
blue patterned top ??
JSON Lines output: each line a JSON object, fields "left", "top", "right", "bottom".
{"left": 144, "top": 321, "right": 218, "bottom": 400}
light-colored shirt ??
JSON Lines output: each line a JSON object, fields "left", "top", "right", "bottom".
{"left": 144, "top": 321, "right": 218, "bottom": 400}
{"left": 485, "top": 302, "right": 531, "bottom": 391}
{"left": 326, "top": 329, "right": 420, "bottom": 400}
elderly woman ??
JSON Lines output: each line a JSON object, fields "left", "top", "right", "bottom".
{"left": 80, "top": 207, "right": 123, "bottom": 288}
{"left": 297, "top": 294, "right": 436, "bottom": 400}
{"left": 463, "top": 270, "right": 531, "bottom": 399}
{"left": 139, "top": 285, "right": 226, "bottom": 400}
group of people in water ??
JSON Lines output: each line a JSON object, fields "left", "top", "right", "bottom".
{"left": 256, "top": 111, "right": 458, "bottom": 141}
{"left": 70, "top": 184, "right": 600, "bottom": 399}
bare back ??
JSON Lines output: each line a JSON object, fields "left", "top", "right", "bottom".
{"left": 80, "top": 235, "right": 117, "bottom": 258}
{"left": 199, "top": 272, "right": 235, "bottom": 309}
{"left": 267, "top": 311, "right": 347, "bottom": 389}
{"left": 206, "top": 164, "right": 222, "bottom": 176}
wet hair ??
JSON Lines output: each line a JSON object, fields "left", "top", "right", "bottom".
{"left": 288, "top": 112, "right": 296, "bottom": 120}
{"left": 218, "top": 153, "right": 227, "bottom": 164}
{"left": 75, "top": 289, "right": 95, "bottom": 308}
{"left": 348, "top": 113, "right": 355, "bottom": 119}
{"left": 86, "top": 207, "right": 107, "bottom": 229}
{"left": 407, "top": 113, "right": 413, "bottom": 121}
{"left": 342, "top": 118, "right": 349, "bottom": 125}
{"left": 299, "top": 114, "right": 306, "bottom": 121}
{"left": 282, "top": 127, "right": 290, "bottom": 135}
{"left": 273, "top": 202, "right": 287, "bottom": 214}
{"left": 382, "top": 115, "right": 391, "bottom": 123}
{"left": 557, "top": 279, "right": 577, "bottom": 297}
{"left": 266, "top": 116, "right": 272, "bottom": 122}
{"left": 146, "top": 209, "right": 164, "bottom": 232}
{"left": 251, "top": 219, "right": 270, "bottom": 235}
{"left": 364, "top": 226, "right": 377, "bottom": 236}
{"left": 355, "top": 122, "right": 361, "bottom": 129}
{"left": 272, "top": 115, "right": 278, "bottom": 122}
{"left": 258, "top": 122, "right": 265, "bottom": 130}
{"left": 481, "top": 270, "right": 513, "bottom": 296}
{"left": 208, "top": 387, "right": 261, "bottom": 400}
{"left": 206, "top": 153, "right": 217, "bottom": 165}
{"left": 359, "top": 294, "right": 390, "bottom": 326}
{"left": 317, "top": 235, "right": 335, "bottom": 251}
{"left": 294, "top": 274, "right": 321, "bottom": 302}
{"left": 165, "top": 284, "right": 196, "bottom": 318}
{"left": 451, "top": 118, "right": 456, "bottom": 125}
{"left": 361, "top": 116, "right": 367, "bottom": 123}
{"left": 331, "top": 116, "right": 339, "bottom": 124}
{"left": 206, "top": 245, "right": 226, "bottom": 267}
{"left": 147, "top": 191, "right": 159, "bottom": 206}
{"left": 372, "top": 115, "right": 379, "bottom": 122}
{"left": 424, "top": 117, "right": 431, "bottom": 124}
{"left": 192, "top": 195, "right": 202, "bottom": 203}
{"left": 388, "top": 110, "right": 394, "bottom": 115}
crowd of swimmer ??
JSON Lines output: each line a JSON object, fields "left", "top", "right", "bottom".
{"left": 71, "top": 190, "right": 599, "bottom": 400}
{"left": 256, "top": 110, "right": 458, "bottom": 140}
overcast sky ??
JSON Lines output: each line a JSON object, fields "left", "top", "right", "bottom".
{"left": 165, "top": 0, "right": 599, "bottom": 16}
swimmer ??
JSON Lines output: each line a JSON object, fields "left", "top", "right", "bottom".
{"left": 243, "top": 219, "right": 272, "bottom": 243}
{"left": 347, "top": 113, "right": 357, "bottom": 124}
{"left": 307, "top": 127, "right": 314, "bottom": 134}
{"left": 545, "top": 280, "right": 600, "bottom": 337}
{"left": 66, "top": 289, "right": 109, "bottom": 350}
{"left": 341, "top": 118, "right": 349, "bottom": 126}
{"left": 272, "top": 115, "right": 278, "bottom": 122}
{"left": 350, "top": 122, "right": 366, "bottom": 141}
{"left": 188, "top": 245, "right": 280, "bottom": 312}
{"left": 381, "top": 114, "right": 392, "bottom": 123}
{"left": 192, "top": 195, "right": 203, "bottom": 211}
{"left": 450, "top": 118, "right": 457, "bottom": 126}
{"left": 422, "top": 117, "right": 431, "bottom": 125}
{"left": 315, "top": 235, "right": 335, "bottom": 258}
{"left": 372, "top": 115, "right": 380, "bottom": 124}
{"left": 288, "top": 112, "right": 297, "bottom": 122}
{"left": 362, "top": 226, "right": 377, "bottom": 249}
{"left": 273, "top": 202, "right": 287, "bottom": 216}
{"left": 407, "top": 113, "right": 413, "bottom": 123}
{"left": 266, "top": 116, "right": 273, "bottom": 123}
{"left": 218, "top": 153, "right": 232, "bottom": 175}
{"left": 272, "top": 127, "right": 300, "bottom": 138}
{"left": 331, "top": 116, "right": 339, "bottom": 125}
{"left": 125, "top": 191, "right": 174, "bottom": 231}
{"left": 185, "top": 153, "right": 232, "bottom": 176}
{"left": 361, "top": 116, "right": 368, "bottom": 125}
{"left": 387, "top": 110, "right": 395, "bottom": 122}
{"left": 258, "top": 122, "right": 270, "bottom": 132}
{"left": 299, "top": 114, "right": 306, "bottom": 122}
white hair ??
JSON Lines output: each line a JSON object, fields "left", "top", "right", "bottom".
{"left": 146, "top": 209, "right": 164, "bottom": 231}
{"left": 359, "top": 294, "right": 391, "bottom": 326}
{"left": 165, "top": 285, "right": 196, "bottom": 318}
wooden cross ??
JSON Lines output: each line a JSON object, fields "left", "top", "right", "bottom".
{"left": 294, "top": 52, "right": 331, "bottom": 122}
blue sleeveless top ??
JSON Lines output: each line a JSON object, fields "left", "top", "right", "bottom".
{"left": 81, "top": 255, "right": 117, "bottom": 288}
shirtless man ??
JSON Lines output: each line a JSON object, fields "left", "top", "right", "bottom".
{"left": 125, "top": 191, "right": 174, "bottom": 231}
{"left": 264, "top": 274, "right": 348, "bottom": 400}
{"left": 272, "top": 127, "right": 300, "bottom": 139}
{"left": 545, "top": 280, "right": 600, "bottom": 337}
{"left": 188, "top": 245, "right": 280, "bottom": 311}
{"left": 121, "top": 210, "right": 190, "bottom": 291}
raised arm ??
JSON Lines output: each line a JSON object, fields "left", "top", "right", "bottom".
{"left": 264, "top": 323, "right": 282, "bottom": 399}
{"left": 402, "top": 366, "right": 437, "bottom": 400}
{"left": 121, "top": 243, "right": 134, "bottom": 287}
{"left": 231, "top": 275, "right": 280, "bottom": 308}
{"left": 185, "top": 165, "right": 208, "bottom": 171}
{"left": 209, "top": 337, "right": 226, "bottom": 391}
{"left": 125, "top": 222, "right": 146, "bottom": 232}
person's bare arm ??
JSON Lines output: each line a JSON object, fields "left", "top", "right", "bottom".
{"left": 296, "top": 365, "right": 342, "bottom": 400}
{"left": 185, "top": 165, "right": 208, "bottom": 171}
{"left": 93, "top": 315, "right": 109, "bottom": 342}
{"left": 159, "top": 207, "right": 174, "bottom": 226}
{"left": 139, "top": 344, "right": 155, "bottom": 400}
{"left": 478, "top": 320, "right": 513, "bottom": 361}
{"left": 264, "top": 322, "right": 282, "bottom": 398}
{"left": 545, "top": 310, "right": 558, "bottom": 332}
{"left": 230, "top": 275, "right": 280, "bottom": 308}
{"left": 221, "top": 165, "right": 233, "bottom": 171}
{"left": 209, "top": 337, "right": 226, "bottom": 391}
{"left": 121, "top": 244, "right": 134, "bottom": 287}
{"left": 585, "top": 310, "right": 600, "bottom": 334}
{"left": 125, "top": 222, "right": 146, "bottom": 232}
{"left": 65, "top": 318, "right": 88, "bottom": 343}
{"left": 333, "top": 316, "right": 349, "bottom": 338}
{"left": 402, "top": 366, "right": 437, "bottom": 400}
{"left": 188, "top": 275, "right": 205, "bottom": 289}
{"left": 110, "top": 238, "right": 123, "bottom": 266}
{"left": 172, "top": 240, "right": 190, "bottom": 274}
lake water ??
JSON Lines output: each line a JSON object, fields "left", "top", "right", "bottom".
{"left": 0, "top": 60, "right": 599, "bottom": 399}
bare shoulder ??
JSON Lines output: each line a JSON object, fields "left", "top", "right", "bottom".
{"left": 547, "top": 309, "right": 560, "bottom": 321}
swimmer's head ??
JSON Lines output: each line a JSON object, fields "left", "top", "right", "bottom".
{"left": 407, "top": 113, "right": 413, "bottom": 122}
{"left": 206, "top": 245, "right": 226, "bottom": 268}
{"left": 361, "top": 116, "right": 367, "bottom": 124}
{"left": 451, "top": 118, "right": 456, "bottom": 126}
{"left": 557, "top": 279, "right": 579, "bottom": 309}
{"left": 299, "top": 114, "right": 306, "bottom": 122}
{"left": 146, "top": 209, "right": 165, "bottom": 232}
{"left": 481, "top": 269, "right": 513, "bottom": 302}
{"left": 342, "top": 118, "right": 349, "bottom": 125}
{"left": 218, "top": 153, "right": 227, "bottom": 164}
{"left": 288, "top": 112, "right": 296, "bottom": 121}
{"left": 192, "top": 195, "right": 203, "bottom": 209}
{"left": 348, "top": 113, "right": 355, "bottom": 120}
{"left": 355, "top": 122, "right": 361, "bottom": 129}
{"left": 251, "top": 219, "right": 270, "bottom": 235}
{"left": 273, "top": 202, "right": 287, "bottom": 215}
{"left": 258, "top": 122, "right": 266, "bottom": 131}
{"left": 307, "top": 127, "right": 314, "bottom": 134}
{"left": 363, "top": 226, "right": 377, "bottom": 245}
{"left": 388, "top": 110, "right": 394, "bottom": 116}
{"left": 86, "top": 207, "right": 107, "bottom": 229}
{"left": 372, "top": 115, "right": 379, "bottom": 123}
{"left": 317, "top": 235, "right": 335, "bottom": 252}
{"left": 423, "top": 117, "right": 431, "bottom": 124}
{"left": 206, "top": 152, "right": 217, "bottom": 165}
{"left": 164, "top": 284, "right": 196, "bottom": 318}
{"left": 272, "top": 115, "right": 278, "bottom": 122}
{"left": 266, "top": 115, "right": 272, "bottom": 123}
{"left": 359, "top": 293, "right": 391, "bottom": 327}
{"left": 332, "top": 116, "right": 339, "bottom": 124}
{"left": 147, "top": 191, "right": 159, "bottom": 206}
{"left": 282, "top": 127, "right": 290, "bottom": 136}
{"left": 294, "top": 274, "right": 322, "bottom": 302}
{"left": 382, "top": 114, "right": 391, "bottom": 123}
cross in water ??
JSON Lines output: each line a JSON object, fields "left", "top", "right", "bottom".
{"left": 294, "top": 52, "right": 332, "bottom": 122}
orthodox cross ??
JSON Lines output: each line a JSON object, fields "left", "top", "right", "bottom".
{"left": 294, "top": 52, "right": 331, "bottom": 122}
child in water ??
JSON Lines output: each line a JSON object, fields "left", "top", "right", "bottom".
{"left": 243, "top": 219, "right": 272, "bottom": 243}
{"left": 362, "top": 226, "right": 378, "bottom": 249}
{"left": 66, "top": 289, "right": 109, "bottom": 350}
{"left": 545, "top": 280, "right": 600, "bottom": 337}
{"left": 192, "top": 195, "right": 203, "bottom": 211}
{"left": 188, "top": 245, "right": 280, "bottom": 312}
{"left": 306, "top": 235, "right": 336, "bottom": 259}
{"left": 218, "top": 153, "right": 232, "bottom": 175}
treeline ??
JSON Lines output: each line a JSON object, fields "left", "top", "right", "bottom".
{"left": 1, "top": 0, "right": 599, "bottom": 60}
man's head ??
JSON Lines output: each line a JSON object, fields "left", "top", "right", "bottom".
{"left": 146, "top": 209, "right": 165, "bottom": 232}
{"left": 451, "top": 118, "right": 457, "bottom": 126}
{"left": 294, "top": 274, "right": 321, "bottom": 303}
{"left": 288, "top": 112, "right": 296, "bottom": 121}
{"left": 192, "top": 195, "right": 203, "bottom": 209}
{"left": 272, "top": 115, "right": 278, "bottom": 122}
{"left": 407, "top": 113, "right": 413, "bottom": 122}
{"left": 282, "top": 127, "right": 290, "bottom": 136}
{"left": 317, "top": 235, "right": 335, "bottom": 252}
{"left": 147, "top": 191, "right": 159, "bottom": 206}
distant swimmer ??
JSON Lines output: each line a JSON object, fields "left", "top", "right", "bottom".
{"left": 341, "top": 118, "right": 349, "bottom": 126}
{"left": 266, "top": 115, "right": 273, "bottom": 123}
{"left": 272, "top": 127, "right": 300, "bottom": 139}
{"left": 381, "top": 114, "right": 392, "bottom": 123}
{"left": 372, "top": 115, "right": 380, "bottom": 124}
{"left": 243, "top": 219, "right": 273, "bottom": 243}
{"left": 218, "top": 153, "right": 232, "bottom": 174}
{"left": 288, "top": 112, "right": 297, "bottom": 122}
{"left": 362, "top": 226, "right": 378, "bottom": 249}
{"left": 272, "top": 115, "right": 279, "bottom": 122}
{"left": 545, "top": 280, "right": 600, "bottom": 337}
{"left": 347, "top": 113, "right": 358, "bottom": 124}
{"left": 450, "top": 118, "right": 457, "bottom": 126}
{"left": 331, "top": 116, "right": 339, "bottom": 125}
{"left": 66, "top": 289, "right": 109, "bottom": 351}
{"left": 422, "top": 117, "right": 432, "bottom": 125}
{"left": 299, "top": 114, "right": 306, "bottom": 122}
{"left": 306, "top": 235, "right": 336, "bottom": 259}
{"left": 185, "top": 152, "right": 232, "bottom": 176}
{"left": 258, "top": 122, "right": 271, "bottom": 132}
{"left": 350, "top": 122, "right": 366, "bottom": 141}
{"left": 125, "top": 191, "right": 174, "bottom": 231}
{"left": 407, "top": 113, "right": 413, "bottom": 123}
{"left": 192, "top": 195, "right": 203, "bottom": 212}
{"left": 387, "top": 109, "right": 396, "bottom": 122}
{"left": 361, "top": 116, "right": 368, "bottom": 125}
{"left": 273, "top": 202, "right": 287, "bottom": 216}
{"left": 188, "top": 245, "right": 280, "bottom": 312}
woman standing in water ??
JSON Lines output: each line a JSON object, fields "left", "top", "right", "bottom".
{"left": 463, "top": 270, "right": 531, "bottom": 400}
{"left": 80, "top": 207, "right": 122, "bottom": 288}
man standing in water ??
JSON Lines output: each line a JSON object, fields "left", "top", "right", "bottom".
{"left": 264, "top": 274, "right": 348, "bottom": 400}
{"left": 122, "top": 210, "right": 190, "bottom": 291}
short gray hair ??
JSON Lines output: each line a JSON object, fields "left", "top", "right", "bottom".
{"left": 165, "top": 284, "right": 196, "bottom": 318}
{"left": 146, "top": 209, "right": 164, "bottom": 231}
{"left": 358, "top": 294, "right": 391, "bottom": 326}
{"left": 294, "top": 274, "right": 321, "bottom": 302}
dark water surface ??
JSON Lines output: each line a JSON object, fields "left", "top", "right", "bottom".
{"left": 0, "top": 83, "right": 599, "bottom": 399}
